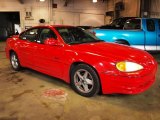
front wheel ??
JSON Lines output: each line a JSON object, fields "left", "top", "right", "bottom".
{"left": 10, "top": 52, "right": 22, "bottom": 71}
{"left": 71, "top": 64, "right": 100, "bottom": 97}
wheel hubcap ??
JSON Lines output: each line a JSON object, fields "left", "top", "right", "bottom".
{"left": 74, "top": 69, "right": 94, "bottom": 93}
{"left": 11, "top": 54, "right": 18, "bottom": 69}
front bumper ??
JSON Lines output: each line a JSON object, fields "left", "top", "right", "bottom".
{"left": 99, "top": 66, "right": 157, "bottom": 94}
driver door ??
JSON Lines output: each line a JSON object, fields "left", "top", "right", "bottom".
{"left": 18, "top": 28, "right": 39, "bottom": 67}
{"left": 33, "top": 28, "right": 65, "bottom": 78}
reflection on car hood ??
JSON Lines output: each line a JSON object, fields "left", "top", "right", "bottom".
{"left": 71, "top": 42, "right": 153, "bottom": 62}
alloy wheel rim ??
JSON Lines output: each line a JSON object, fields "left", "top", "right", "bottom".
{"left": 74, "top": 69, "right": 94, "bottom": 93}
{"left": 11, "top": 54, "right": 18, "bottom": 69}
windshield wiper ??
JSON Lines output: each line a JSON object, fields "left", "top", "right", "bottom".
{"left": 81, "top": 40, "right": 104, "bottom": 43}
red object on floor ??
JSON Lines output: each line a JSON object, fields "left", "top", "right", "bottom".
{"left": 43, "top": 89, "right": 66, "bottom": 97}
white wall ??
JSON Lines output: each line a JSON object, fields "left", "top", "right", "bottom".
{"left": 53, "top": 0, "right": 106, "bottom": 26}
{"left": 80, "top": 14, "right": 105, "bottom": 26}
{"left": 0, "top": 0, "right": 107, "bottom": 30}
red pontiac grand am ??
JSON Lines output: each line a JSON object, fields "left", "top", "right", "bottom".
{"left": 5, "top": 25, "right": 157, "bottom": 97}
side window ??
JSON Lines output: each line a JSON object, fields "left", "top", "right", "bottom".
{"left": 146, "top": 19, "right": 155, "bottom": 31}
{"left": 38, "top": 28, "right": 57, "bottom": 44}
{"left": 124, "top": 19, "right": 141, "bottom": 30}
{"left": 20, "top": 28, "right": 39, "bottom": 42}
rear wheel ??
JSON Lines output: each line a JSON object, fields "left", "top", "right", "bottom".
{"left": 10, "top": 52, "right": 22, "bottom": 71}
{"left": 71, "top": 64, "right": 100, "bottom": 97}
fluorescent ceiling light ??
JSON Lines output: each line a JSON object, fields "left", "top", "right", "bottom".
{"left": 93, "top": 0, "right": 97, "bottom": 3}
{"left": 40, "top": 0, "right": 45, "bottom": 2}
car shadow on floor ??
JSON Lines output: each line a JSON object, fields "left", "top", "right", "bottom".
{"left": 19, "top": 68, "right": 70, "bottom": 89}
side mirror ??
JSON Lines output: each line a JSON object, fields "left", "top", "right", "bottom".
{"left": 44, "top": 38, "right": 63, "bottom": 47}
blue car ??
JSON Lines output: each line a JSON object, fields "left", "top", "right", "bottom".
{"left": 91, "top": 18, "right": 160, "bottom": 51}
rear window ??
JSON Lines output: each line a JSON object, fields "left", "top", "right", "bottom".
{"left": 146, "top": 19, "right": 155, "bottom": 31}
{"left": 124, "top": 19, "right": 141, "bottom": 30}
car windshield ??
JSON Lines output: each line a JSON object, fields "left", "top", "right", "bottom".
{"left": 55, "top": 27, "right": 103, "bottom": 45}
{"left": 110, "top": 18, "right": 128, "bottom": 26}
{"left": 110, "top": 19, "right": 121, "bottom": 26}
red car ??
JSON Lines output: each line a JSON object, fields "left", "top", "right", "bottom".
{"left": 5, "top": 25, "right": 157, "bottom": 97}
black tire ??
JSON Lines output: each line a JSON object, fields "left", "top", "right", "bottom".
{"left": 71, "top": 64, "right": 100, "bottom": 97}
{"left": 10, "top": 52, "right": 22, "bottom": 71}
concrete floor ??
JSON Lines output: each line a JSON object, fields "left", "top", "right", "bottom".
{"left": 0, "top": 42, "right": 160, "bottom": 120}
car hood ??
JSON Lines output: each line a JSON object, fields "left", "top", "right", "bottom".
{"left": 70, "top": 42, "right": 153, "bottom": 63}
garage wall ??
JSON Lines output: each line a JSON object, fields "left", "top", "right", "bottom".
{"left": 52, "top": 0, "right": 107, "bottom": 26}
{"left": 0, "top": 0, "right": 141, "bottom": 29}
{"left": 80, "top": 14, "right": 105, "bottom": 26}
{"left": 0, "top": 0, "right": 107, "bottom": 31}
{"left": 105, "top": 0, "right": 140, "bottom": 24}
{"left": 53, "top": 11, "right": 105, "bottom": 26}
{"left": 0, "top": 0, "right": 51, "bottom": 30}
{"left": 23, "top": 0, "right": 51, "bottom": 26}
{"left": 120, "top": 0, "right": 140, "bottom": 17}
{"left": 0, "top": 0, "right": 23, "bottom": 26}
{"left": 150, "top": 0, "right": 160, "bottom": 18}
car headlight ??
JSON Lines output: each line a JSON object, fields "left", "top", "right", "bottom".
{"left": 116, "top": 61, "right": 143, "bottom": 72}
